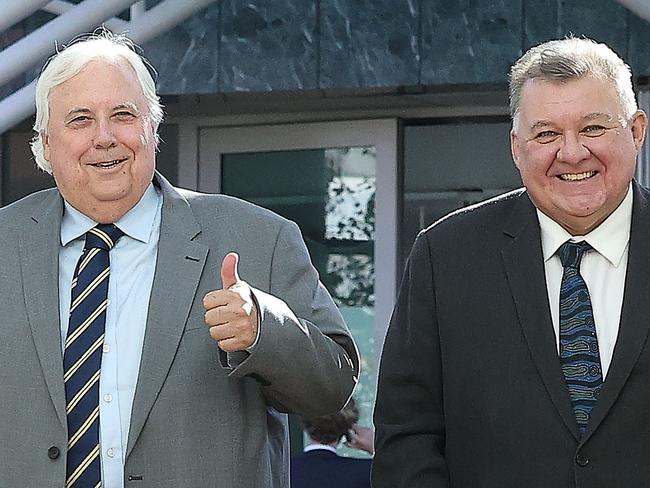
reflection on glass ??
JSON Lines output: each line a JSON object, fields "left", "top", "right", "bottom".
{"left": 221, "top": 146, "right": 376, "bottom": 458}
{"left": 326, "top": 254, "right": 374, "bottom": 307}
{"left": 325, "top": 147, "right": 376, "bottom": 242}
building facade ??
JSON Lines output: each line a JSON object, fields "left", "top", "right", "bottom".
{"left": 1, "top": 0, "right": 649, "bottom": 454}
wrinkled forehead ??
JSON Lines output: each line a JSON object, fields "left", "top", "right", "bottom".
{"left": 521, "top": 76, "right": 622, "bottom": 109}
{"left": 517, "top": 76, "right": 625, "bottom": 126}
{"left": 48, "top": 58, "right": 147, "bottom": 110}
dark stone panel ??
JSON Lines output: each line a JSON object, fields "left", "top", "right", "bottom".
{"left": 319, "top": 0, "right": 419, "bottom": 89}
{"left": 141, "top": 4, "right": 220, "bottom": 95}
{"left": 628, "top": 12, "right": 650, "bottom": 77}
{"left": 219, "top": 0, "right": 317, "bottom": 92}
{"left": 523, "top": 0, "right": 628, "bottom": 57}
{"left": 522, "top": 0, "right": 559, "bottom": 48}
{"left": 156, "top": 123, "right": 179, "bottom": 185}
{"left": 420, "top": 0, "right": 523, "bottom": 85}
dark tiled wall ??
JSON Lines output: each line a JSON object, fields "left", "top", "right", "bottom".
{"left": 628, "top": 13, "right": 650, "bottom": 76}
{"left": 420, "top": 0, "right": 522, "bottom": 84}
{"left": 141, "top": 0, "right": 650, "bottom": 95}
{"left": 219, "top": 0, "right": 318, "bottom": 91}
{"left": 143, "top": 7, "right": 221, "bottom": 94}
{"left": 5, "top": 0, "right": 640, "bottom": 97}
{"left": 523, "top": 0, "right": 629, "bottom": 54}
{"left": 319, "top": 0, "right": 419, "bottom": 88}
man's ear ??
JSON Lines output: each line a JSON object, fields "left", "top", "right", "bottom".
{"left": 630, "top": 110, "right": 648, "bottom": 151}
{"left": 510, "top": 129, "right": 521, "bottom": 169}
{"left": 43, "top": 133, "right": 51, "bottom": 162}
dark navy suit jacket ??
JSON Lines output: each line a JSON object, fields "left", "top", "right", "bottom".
{"left": 374, "top": 184, "right": 650, "bottom": 487}
{"left": 291, "top": 449, "right": 371, "bottom": 488}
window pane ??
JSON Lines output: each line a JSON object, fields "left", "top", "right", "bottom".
{"left": 2, "top": 129, "right": 53, "bottom": 205}
{"left": 402, "top": 120, "right": 521, "bottom": 266}
{"left": 222, "top": 147, "right": 376, "bottom": 458}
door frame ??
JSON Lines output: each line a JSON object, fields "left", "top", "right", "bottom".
{"left": 195, "top": 119, "right": 399, "bottom": 357}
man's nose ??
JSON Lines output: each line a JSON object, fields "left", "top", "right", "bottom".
{"left": 556, "top": 133, "right": 590, "bottom": 164}
{"left": 93, "top": 119, "right": 117, "bottom": 149}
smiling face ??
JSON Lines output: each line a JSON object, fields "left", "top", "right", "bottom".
{"left": 43, "top": 59, "right": 156, "bottom": 223}
{"left": 511, "top": 76, "right": 647, "bottom": 235}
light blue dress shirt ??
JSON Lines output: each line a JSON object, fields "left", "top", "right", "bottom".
{"left": 59, "top": 184, "right": 162, "bottom": 488}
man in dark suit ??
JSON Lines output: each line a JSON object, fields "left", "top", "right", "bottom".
{"left": 0, "top": 33, "right": 358, "bottom": 487}
{"left": 292, "top": 398, "right": 372, "bottom": 488}
{"left": 373, "top": 37, "right": 649, "bottom": 487}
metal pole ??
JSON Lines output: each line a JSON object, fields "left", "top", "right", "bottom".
{"left": 0, "top": 0, "right": 51, "bottom": 33}
{"left": 130, "top": 1, "right": 146, "bottom": 20}
{"left": 0, "top": 83, "right": 38, "bottom": 135}
{"left": 0, "top": 0, "right": 218, "bottom": 134}
{"left": 42, "top": 0, "right": 129, "bottom": 32}
{"left": 125, "top": 0, "right": 217, "bottom": 43}
{"left": 616, "top": 0, "right": 650, "bottom": 22}
{"left": 0, "top": 0, "right": 138, "bottom": 88}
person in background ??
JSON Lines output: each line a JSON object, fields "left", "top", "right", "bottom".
{"left": 291, "top": 398, "right": 373, "bottom": 488}
{"left": 373, "top": 37, "right": 649, "bottom": 487}
{"left": 0, "top": 32, "right": 359, "bottom": 488}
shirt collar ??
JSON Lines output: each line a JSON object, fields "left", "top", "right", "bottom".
{"left": 60, "top": 184, "right": 162, "bottom": 246}
{"left": 304, "top": 443, "right": 338, "bottom": 454}
{"left": 537, "top": 184, "right": 632, "bottom": 267}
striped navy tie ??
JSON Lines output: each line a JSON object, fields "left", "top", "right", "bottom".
{"left": 64, "top": 224, "right": 123, "bottom": 488}
{"left": 558, "top": 241, "right": 602, "bottom": 435}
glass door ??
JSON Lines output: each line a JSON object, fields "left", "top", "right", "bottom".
{"left": 198, "top": 120, "right": 398, "bottom": 456}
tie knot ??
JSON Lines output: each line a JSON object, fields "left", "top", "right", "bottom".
{"left": 85, "top": 224, "right": 124, "bottom": 251}
{"left": 559, "top": 241, "right": 591, "bottom": 269}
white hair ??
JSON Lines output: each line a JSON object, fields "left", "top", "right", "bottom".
{"left": 31, "top": 32, "right": 164, "bottom": 173}
{"left": 509, "top": 37, "right": 638, "bottom": 132}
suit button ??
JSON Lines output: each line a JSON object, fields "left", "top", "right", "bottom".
{"left": 47, "top": 446, "right": 60, "bottom": 460}
{"left": 575, "top": 453, "right": 590, "bottom": 467}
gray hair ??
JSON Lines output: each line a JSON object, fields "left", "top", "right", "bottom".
{"left": 509, "top": 37, "right": 637, "bottom": 130}
{"left": 31, "top": 32, "right": 164, "bottom": 173}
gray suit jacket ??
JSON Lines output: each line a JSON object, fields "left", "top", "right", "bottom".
{"left": 0, "top": 173, "right": 359, "bottom": 487}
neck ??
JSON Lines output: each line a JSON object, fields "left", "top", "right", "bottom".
{"left": 308, "top": 439, "right": 339, "bottom": 448}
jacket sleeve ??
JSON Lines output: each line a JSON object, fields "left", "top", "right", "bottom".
{"left": 372, "top": 232, "right": 450, "bottom": 487}
{"left": 223, "top": 219, "right": 360, "bottom": 417}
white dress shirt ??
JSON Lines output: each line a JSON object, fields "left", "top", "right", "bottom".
{"left": 59, "top": 184, "right": 162, "bottom": 488}
{"left": 537, "top": 186, "right": 632, "bottom": 379}
{"left": 304, "top": 443, "right": 338, "bottom": 454}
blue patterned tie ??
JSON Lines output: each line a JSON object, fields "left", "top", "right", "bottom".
{"left": 558, "top": 241, "right": 602, "bottom": 435}
{"left": 64, "top": 224, "right": 123, "bottom": 488}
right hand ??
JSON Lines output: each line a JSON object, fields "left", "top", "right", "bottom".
{"left": 203, "top": 252, "right": 259, "bottom": 352}
{"left": 346, "top": 424, "right": 375, "bottom": 455}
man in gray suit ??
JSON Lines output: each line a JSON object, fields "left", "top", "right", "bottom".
{"left": 0, "top": 33, "right": 359, "bottom": 487}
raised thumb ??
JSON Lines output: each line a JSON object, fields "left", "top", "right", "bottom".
{"left": 220, "top": 252, "right": 240, "bottom": 289}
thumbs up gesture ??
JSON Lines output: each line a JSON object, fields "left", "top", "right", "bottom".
{"left": 203, "top": 252, "right": 259, "bottom": 352}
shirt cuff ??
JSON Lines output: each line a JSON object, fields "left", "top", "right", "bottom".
{"left": 245, "top": 290, "right": 262, "bottom": 353}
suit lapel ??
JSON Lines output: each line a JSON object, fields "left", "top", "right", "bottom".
{"left": 583, "top": 183, "right": 650, "bottom": 439}
{"left": 20, "top": 191, "right": 67, "bottom": 429}
{"left": 500, "top": 192, "right": 579, "bottom": 439}
{"left": 127, "top": 175, "right": 208, "bottom": 456}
